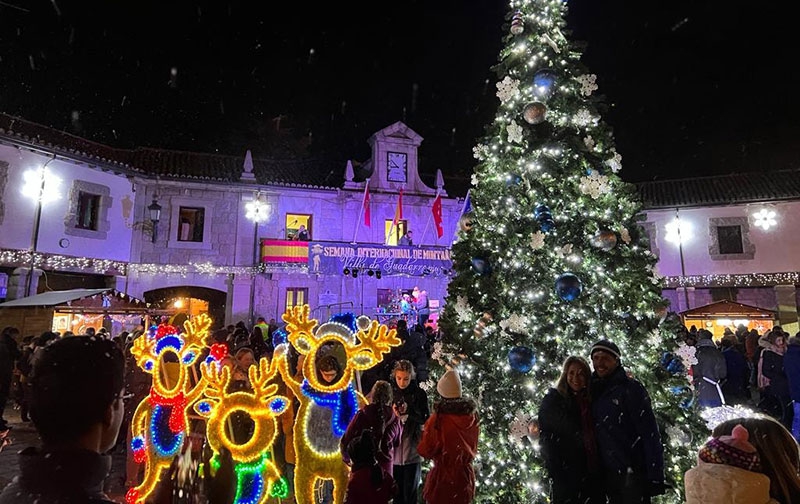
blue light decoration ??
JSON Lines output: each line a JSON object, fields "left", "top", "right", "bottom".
{"left": 555, "top": 273, "right": 582, "bottom": 302}
{"left": 532, "top": 68, "right": 558, "bottom": 100}
{"left": 271, "top": 326, "right": 288, "bottom": 348}
{"left": 508, "top": 346, "right": 536, "bottom": 373}
{"left": 329, "top": 312, "right": 358, "bottom": 333}
{"left": 150, "top": 405, "right": 183, "bottom": 457}
{"left": 300, "top": 380, "right": 359, "bottom": 437}
{"left": 196, "top": 401, "right": 212, "bottom": 415}
{"left": 533, "top": 204, "right": 555, "bottom": 233}
{"left": 471, "top": 256, "right": 493, "bottom": 276}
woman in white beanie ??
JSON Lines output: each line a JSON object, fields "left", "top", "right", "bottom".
{"left": 417, "top": 368, "right": 479, "bottom": 504}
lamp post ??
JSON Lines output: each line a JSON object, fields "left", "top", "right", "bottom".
{"left": 148, "top": 197, "right": 162, "bottom": 242}
{"left": 245, "top": 193, "right": 270, "bottom": 325}
{"left": 665, "top": 209, "right": 691, "bottom": 310}
{"left": 21, "top": 157, "right": 60, "bottom": 297}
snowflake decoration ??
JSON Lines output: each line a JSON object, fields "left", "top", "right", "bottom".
{"left": 675, "top": 342, "right": 698, "bottom": 368}
{"left": 507, "top": 120, "right": 524, "bottom": 144}
{"left": 500, "top": 313, "right": 529, "bottom": 334}
{"left": 583, "top": 135, "right": 595, "bottom": 150}
{"left": 647, "top": 328, "right": 663, "bottom": 346}
{"left": 620, "top": 227, "right": 631, "bottom": 244}
{"left": 665, "top": 424, "right": 692, "bottom": 446}
{"left": 454, "top": 295, "right": 472, "bottom": 323}
{"left": 419, "top": 380, "right": 432, "bottom": 392}
{"left": 578, "top": 171, "right": 611, "bottom": 199}
{"left": 473, "top": 144, "right": 490, "bottom": 161}
{"left": 572, "top": 108, "right": 597, "bottom": 128}
{"left": 576, "top": 74, "right": 598, "bottom": 96}
{"left": 430, "top": 341, "right": 444, "bottom": 364}
{"left": 509, "top": 411, "right": 536, "bottom": 445}
{"left": 496, "top": 76, "right": 520, "bottom": 103}
{"left": 529, "top": 231, "right": 545, "bottom": 251}
{"left": 700, "top": 405, "right": 762, "bottom": 431}
{"left": 555, "top": 243, "right": 573, "bottom": 258}
{"left": 605, "top": 151, "right": 622, "bottom": 173}
{"left": 470, "top": 173, "right": 480, "bottom": 187}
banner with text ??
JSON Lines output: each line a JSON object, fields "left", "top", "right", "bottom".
{"left": 308, "top": 242, "right": 452, "bottom": 277}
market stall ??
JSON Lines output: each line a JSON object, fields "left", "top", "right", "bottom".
{"left": 680, "top": 299, "right": 777, "bottom": 340}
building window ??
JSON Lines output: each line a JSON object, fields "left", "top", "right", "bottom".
{"left": 286, "top": 214, "right": 312, "bottom": 241}
{"left": 717, "top": 225, "right": 743, "bottom": 254}
{"left": 76, "top": 192, "right": 101, "bottom": 230}
{"left": 286, "top": 287, "right": 309, "bottom": 310}
{"left": 178, "top": 207, "right": 205, "bottom": 242}
{"left": 384, "top": 219, "right": 407, "bottom": 246}
{"left": 708, "top": 217, "right": 754, "bottom": 261}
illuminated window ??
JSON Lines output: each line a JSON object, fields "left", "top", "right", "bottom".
{"left": 286, "top": 214, "right": 312, "bottom": 241}
{"left": 76, "top": 192, "right": 101, "bottom": 230}
{"left": 178, "top": 207, "right": 205, "bottom": 242}
{"left": 285, "top": 288, "right": 308, "bottom": 311}
{"left": 384, "top": 220, "right": 407, "bottom": 246}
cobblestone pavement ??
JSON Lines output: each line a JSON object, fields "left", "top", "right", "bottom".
{"left": 0, "top": 405, "right": 128, "bottom": 502}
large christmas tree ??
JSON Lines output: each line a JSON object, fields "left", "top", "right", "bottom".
{"left": 434, "top": 1, "right": 704, "bottom": 502}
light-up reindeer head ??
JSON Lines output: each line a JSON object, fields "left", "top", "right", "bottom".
{"left": 130, "top": 314, "right": 212, "bottom": 397}
{"left": 282, "top": 305, "right": 401, "bottom": 393}
{"left": 194, "top": 358, "right": 289, "bottom": 463}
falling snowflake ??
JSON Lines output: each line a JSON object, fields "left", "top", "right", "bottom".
{"left": 500, "top": 313, "right": 529, "bottom": 334}
{"left": 583, "top": 135, "right": 595, "bottom": 150}
{"left": 473, "top": 144, "right": 490, "bottom": 160}
{"left": 529, "top": 231, "right": 545, "bottom": 250}
{"left": 578, "top": 171, "right": 611, "bottom": 199}
{"left": 620, "top": 227, "right": 631, "bottom": 244}
{"left": 606, "top": 151, "right": 622, "bottom": 173}
{"left": 496, "top": 76, "right": 520, "bottom": 103}
{"left": 576, "top": 74, "right": 598, "bottom": 96}
{"left": 572, "top": 108, "right": 596, "bottom": 128}
{"left": 507, "top": 120, "right": 524, "bottom": 144}
{"left": 454, "top": 295, "right": 472, "bottom": 323}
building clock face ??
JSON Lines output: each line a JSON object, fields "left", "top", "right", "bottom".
{"left": 387, "top": 151, "right": 408, "bottom": 183}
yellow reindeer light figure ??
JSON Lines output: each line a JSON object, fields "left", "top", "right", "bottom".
{"left": 126, "top": 314, "right": 212, "bottom": 504}
{"left": 193, "top": 358, "right": 290, "bottom": 504}
{"left": 274, "top": 305, "right": 401, "bottom": 504}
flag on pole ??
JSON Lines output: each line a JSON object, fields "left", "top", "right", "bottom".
{"left": 363, "top": 183, "right": 371, "bottom": 227}
{"left": 432, "top": 192, "right": 444, "bottom": 238}
{"left": 461, "top": 189, "right": 472, "bottom": 216}
{"left": 392, "top": 189, "right": 404, "bottom": 226}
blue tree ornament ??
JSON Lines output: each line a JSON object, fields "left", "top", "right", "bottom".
{"left": 533, "top": 204, "right": 555, "bottom": 233}
{"left": 555, "top": 273, "right": 582, "bottom": 301}
{"left": 532, "top": 69, "right": 558, "bottom": 99}
{"left": 471, "top": 256, "right": 493, "bottom": 276}
{"left": 508, "top": 346, "right": 535, "bottom": 373}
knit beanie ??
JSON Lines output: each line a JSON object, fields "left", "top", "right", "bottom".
{"left": 699, "top": 424, "right": 761, "bottom": 472}
{"left": 590, "top": 339, "right": 621, "bottom": 360}
{"left": 437, "top": 369, "right": 462, "bottom": 399}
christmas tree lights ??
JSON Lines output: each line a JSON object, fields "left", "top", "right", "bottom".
{"left": 434, "top": 1, "right": 703, "bottom": 502}
{"left": 126, "top": 314, "right": 213, "bottom": 504}
{"left": 274, "top": 305, "right": 400, "bottom": 504}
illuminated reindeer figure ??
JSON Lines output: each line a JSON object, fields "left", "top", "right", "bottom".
{"left": 193, "top": 358, "right": 290, "bottom": 504}
{"left": 126, "top": 314, "right": 213, "bottom": 504}
{"left": 275, "top": 305, "right": 401, "bottom": 504}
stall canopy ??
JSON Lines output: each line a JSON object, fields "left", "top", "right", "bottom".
{"left": 680, "top": 299, "right": 777, "bottom": 339}
{"left": 0, "top": 288, "right": 110, "bottom": 309}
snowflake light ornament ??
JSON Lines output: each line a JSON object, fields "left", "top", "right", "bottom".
{"left": 675, "top": 342, "right": 698, "bottom": 368}
{"left": 454, "top": 295, "right": 473, "bottom": 324}
{"left": 507, "top": 120, "right": 524, "bottom": 144}
{"left": 509, "top": 411, "right": 536, "bottom": 445}
{"left": 500, "top": 313, "right": 529, "bottom": 334}
{"left": 496, "top": 76, "right": 520, "bottom": 103}
{"left": 572, "top": 108, "right": 597, "bottom": 128}
{"left": 473, "top": 144, "right": 490, "bottom": 161}
{"left": 578, "top": 171, "right": 611, "bottom": 199}
{"left": 700, "top": 405, "right": 762, "bottom": 431}
{"left": 529, "top": 231, "right": 545, "bottom": 250}
{"left": 470, "top": 173, "right": 480, "bottom": 187}
{"left": 583, "top": 135, "right": 595, "bottom": 150}
{"left": 576, "top": 74, "right": 598, "bottom": 96}
{"left": 606, "top": 151, "right": 622, "bottom": 173}
{"left": 620, "top": 227, "right": 631, "bottom": 244}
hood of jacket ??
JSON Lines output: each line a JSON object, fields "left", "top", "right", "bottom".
{"left": 434, "top": 397, "right": 479, "bottom": 426}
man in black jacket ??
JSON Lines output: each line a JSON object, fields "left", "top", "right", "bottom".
{"left": 0, "top": 326, "right": 21, "bottom": 433}
{"left": 589, "top": 339, "right": 666, "bottom": 504}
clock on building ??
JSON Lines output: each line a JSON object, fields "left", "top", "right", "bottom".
{"left": 387, "top": 151, "right": 408, "bottom": 183}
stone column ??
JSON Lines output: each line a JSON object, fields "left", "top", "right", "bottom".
{"left": 774, "top": 284, "right": 799, "bottom": 328}
{"left": 7, "top": 268, "right": 42, "bottom": 300}
{"left": 675, "top": 286, "right": 696, "bottom": 312}
{"left": 226, "top": 273, "right": 254, "bottom": 326}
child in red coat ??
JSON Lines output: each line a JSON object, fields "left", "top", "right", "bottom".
{"left": 343, "top": 430, "right": 397, "bottom": 504}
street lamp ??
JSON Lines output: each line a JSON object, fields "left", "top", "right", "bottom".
{"left": 21, "top": 158, "right": 60, "bottom": 297}
{"left": 245, "top": 193, "right": 270, "bottom": 325}
{"left": 665, "top": 210, "right": 691, "bottom": 309}
{"left": 148, "top": 198, "right": 162, "bottom": 242}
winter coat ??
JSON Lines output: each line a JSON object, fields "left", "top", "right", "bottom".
{"left": 684, "top": 461, "right": 777, "bottom": 504}
{"left": 590, "top": 366, "right": 664, "bottom": 483}
{"left": 0, "top": 334, "right": 20, "bottom": 386}
{"left": 538, "top": 387, "right": 602, "bottom": 504}
{"left": 341, "top": 403, "right": 402, "bottom": 476}
{"left": 692, "top": 338, "right": 727, "bottom": 405}
{"left": 0, "top": 447, "right": 116, "bottom": 504}
{"left": 760, "top": 339, "right": 790, "bottom": 399}
{"left": 746, "top": 332, "right": 761, "bottom": 362}
{"left": 343, "top": 465, "right": 396, "bottom": 504}
{"left": 784, "top": 344, "right": 800, "bottom": 402}
{"left": 721, "top": 346, "right": 749, "bottom": 403}
{"left": 417, "top": 397, "right": 480, "bottom": 504}
{"left": 391, "top": 381, "right": 430, "bottom": 465}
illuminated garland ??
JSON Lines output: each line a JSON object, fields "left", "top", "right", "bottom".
{"left": 193, "top": 358, "right": 289, "bottom": 504}
{"left": 664, "top": 271, "right": 800, "bottom": 288}
{"left": 0, "top": 248, "right": 127, "bottom": 274}
{"left": 126, "top": 314, "right": 212, "bottom": 504}
{"left": 275, "top": 305, "right": 400, "bottom": 504}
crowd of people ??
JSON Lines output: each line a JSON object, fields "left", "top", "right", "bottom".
{"left": 4, "top": 318, "right": 800, "bottom": 504}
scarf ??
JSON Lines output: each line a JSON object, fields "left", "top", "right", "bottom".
{"left": 574, "top": 389, "right": 599, "bottom": 472}
{"left": 301, "top": 380, "right": 358, "bottom": 437}
{"left": 149, "top": 389, "right": 187, "bottom": 433}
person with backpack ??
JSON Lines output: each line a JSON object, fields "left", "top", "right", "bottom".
{"left": 342, "top": 430, "right": 396, "bottom": 504}
{"left": 341, "top": 381, "right": 402, "bottom": 476}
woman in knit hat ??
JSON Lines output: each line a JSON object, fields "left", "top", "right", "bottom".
{"left": 417, "top": 368, "right": 479, "bottom": 504}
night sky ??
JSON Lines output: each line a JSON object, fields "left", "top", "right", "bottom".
{"left": 1, "top": 1, "right": 797, "bottom": 196}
